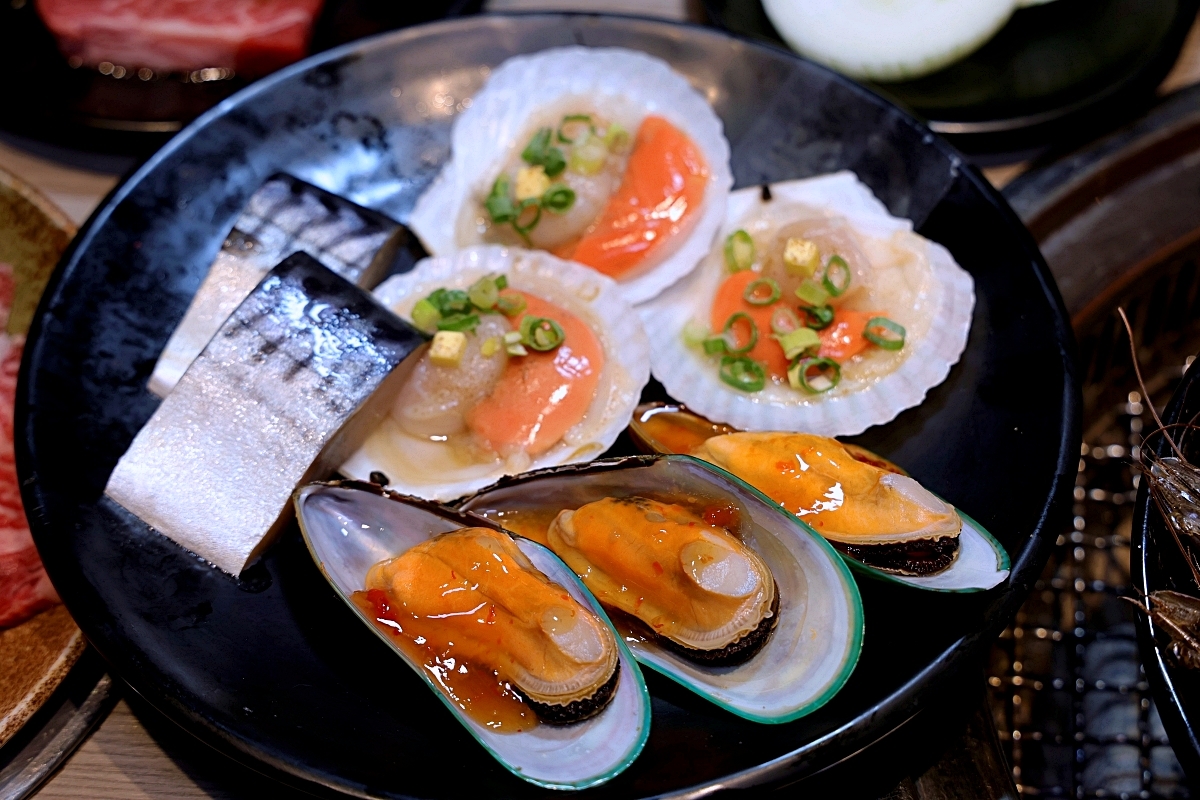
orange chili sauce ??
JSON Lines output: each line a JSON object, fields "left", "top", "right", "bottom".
{"left": 350, "top": 588, "right": 538, "bottom": 733}
{"left": 631, "top": 405, "right": 736, "bottom": 455}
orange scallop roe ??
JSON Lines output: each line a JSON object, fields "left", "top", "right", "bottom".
{"left": 467, "top": 290, "right": 603, "bottom": 456}
{"left": 710, "top": 270, "right": 790, "bottom": 379}
{"left": 818, "top": 309, "right": 878, "bottom": 361}
{"left": 711, "top": 271, "right": 882, "bottom": 375}
{"left": 562, "top": 115, "right": 709, "bottom": 279}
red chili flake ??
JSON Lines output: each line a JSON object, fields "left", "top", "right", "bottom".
{"left": 775, "top": 460, "right": 792, "bottom": 471}
{"left": 451, "top": 570, "right": 457, "bottom": 580}
{"left": 486, "top": 604, "right": 497, "bottom": 624}
{"left": 651, "top": 561, "right": 663, "bottom": 576}
{"left": 703, "top": 503, "right": 739, "bottom": 529}
{"left": 368, "top": 588, "right": 391, "bottom": 617}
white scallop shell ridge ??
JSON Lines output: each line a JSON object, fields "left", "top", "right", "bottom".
{"left": 341, "top": 245, "right": 651, "bottom": 501}
{"left": 639, "top": 171, "right": 975, "bottom": 435}
{"left": 408, "top": 46, "right": 733, "bottom": 305}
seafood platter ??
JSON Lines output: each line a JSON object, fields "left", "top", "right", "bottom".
{"left": 18, "top": 14, "right": 1078, "bottom": 798}
{"left": 1134, "top": 354, "right": 1200, "bottom": 783}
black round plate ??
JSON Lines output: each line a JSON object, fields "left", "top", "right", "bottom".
{"left": 18, "top": 14, "right": 1080, "bottom": 799}
{"left": 704, "top": 0, "right": 1200, "bottom": 160}
{"left": 1134, "top": 364, "right": 1200, "bottom": 782}
{"left": 0, "top": 0, "right": 481, "bottom": 156}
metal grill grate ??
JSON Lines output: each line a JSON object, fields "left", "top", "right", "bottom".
{"left": 987, "top": 236, "right": 1200, "bottom": 799}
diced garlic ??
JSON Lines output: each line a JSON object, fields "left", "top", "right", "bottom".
{"left": 516, "top": 165, "right": 551, "bottom": 201}
{"left": 784, "top": 237, "right": 820, "bottom": 277}
{"left": 429, "top": 330, "right": 468, "bottom": 367}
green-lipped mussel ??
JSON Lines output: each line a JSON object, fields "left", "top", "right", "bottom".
{"left": 628, "top": 403, "right": 1010, "bottom": 592}
{"left": 293, "top": 481, "right": 650, "bottom": 790}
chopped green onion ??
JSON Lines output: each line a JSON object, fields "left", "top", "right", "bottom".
{"left": 863, "top": 317, "right": 906, "bottom": 350}
{"left": 512, "top": 198, "right": 542, "bottom": 239}
{"left": 427, "top": 287, "right": 471, "bottom": 315}
{"left": 789, "top": 357, "right": 841, "bottom": 393}
{"left": 467, "top": 276, "right": 499, "bottom": 310}
{"left": 520, "top": 316, "right": 565, "bottom": 351}
{"left": 557, "top": 114, "right": 593, "bottom": 144}
{"left": 743, "top": 277, "right": 780, "bottom": 306}
{"left": 569, "top": 140, "right": 608, "bottom": 175}
{"left": 723, "top": 312, "right": 757, "bottom": 354}
{"left": 823, "top": 255, "right": 851, "bottom": 297}
{"left": 521, "top": 128, "right": 552, "bottom": 164}
{"left": 798, "top": 304, "right": 835, "bottom": 330}
{"left": 775, "top": 327, "right": 821, "bottom": 359}
{"left": 521, "top": 127, "right": 566, "bottom": 177}
{"left": 719, "top": 356, "right": 766, "bottom": 393}
{"left": 542, "top": 183, "right": 576, "bottom": 213}
{"left": 682, "top": 320, "right": 710, "bottom": 348}
{"left": 496, "top": 294, "right": 526, "bottom": 317}
{"left": 723, "top": 229, "right": 755, "bottom": 272}
{"left": 795, "top": 280, "right": 829, "bottom": 308}
{"left": 480, "top": 336, "right": 500, "bottom": 357}
{"left": 503, "top": 331, "right": 523, "bottom": 344}
{"left": 771, "top": 306, "right": 802, "bottom": 336}
{"left": 410, "top": 299, "right": 440, "bottom": 333}
{"left": 507, "top": 342, "right": 528, "bottom": 356}
{"left": 495, "top": 275, "right": 508, "bottom": 290}
{"left": 703, "top": 336, "right": 728, "bottom": 355}
{"left": 484, "top": 175, "right": 516, "bottom": 223}
{"left": 437, "top": 312, "right": 480, "bottom": 333}
{"left": 604, "top": 123, "right": 629, "bottom": 150}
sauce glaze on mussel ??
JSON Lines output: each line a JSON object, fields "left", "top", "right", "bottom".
{"left": 628, "top": 403, "right": 1010, "bottom": 593}
{"left": 294, "top": 481, "right": 650, "bottom": 790}
{"left": 459, "top": 455, "right": 863, "bottom": 723}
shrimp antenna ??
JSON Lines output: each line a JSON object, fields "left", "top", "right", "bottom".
{"left": 1119, "top": 307, "right": 1184, "bottom": 460}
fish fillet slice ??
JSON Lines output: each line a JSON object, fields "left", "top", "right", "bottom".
{"left": 148, "top": 174, "right": 423, "bottom": 398}
{"left": 106, "top": 252, "right": 423, "bottom": 575}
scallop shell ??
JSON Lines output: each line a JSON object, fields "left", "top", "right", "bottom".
{"left": 638, "top": 172, "right": 975, "bottom": 435}
{"left": 294, "top": 482, "right": 650, "bottom": 790}
{"left": 459, "top": 455, "right": 864, "bottom": 723}
{"left": 407, "top": 46, "right": 732, "bottom": 305}
{"left": 340, "top": 245, "right": 650, "bottom": 501}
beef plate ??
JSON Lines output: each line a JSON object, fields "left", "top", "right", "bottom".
{"left": 36, "top": 0, "right": 326, "bottom": 78}
{"left": 0, "top": 264, "right": 58, "bottom": 628}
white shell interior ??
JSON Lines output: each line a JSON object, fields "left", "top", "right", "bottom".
{"left": 340, "top": 246, "right": 651, "bottom": 501}
{"left": 639, "top": 172, "right": 975, "bottom": 436}
{"left": 293, "top": 484, "right": 650, "bottom": 790}
{"left": 459, "top": 456, "right": 863, "bottom": 723}
{"left": 407, "top": 46, "right": 733, "bottom": 305}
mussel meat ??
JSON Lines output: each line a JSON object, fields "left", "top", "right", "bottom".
{"left": 363, "top": 527, "right": 620, "bottom": 724}
{"left": 549, "top": 496, "right": 779, "bottom": 665}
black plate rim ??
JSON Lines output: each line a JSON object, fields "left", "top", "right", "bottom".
{"left": 18, "top": 12, "right": 1082, "bottom": 798}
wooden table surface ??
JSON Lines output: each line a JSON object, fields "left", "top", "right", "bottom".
{"left": 7, "top": 3, "right": 1200, "bottom": 797}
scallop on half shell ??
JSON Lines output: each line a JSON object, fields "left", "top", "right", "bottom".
{"left": 294, "top": 481, "right": 650, "bottom": 790}
{"left": 408, "top": 46, "right": 733, "bottom": 305}
{"left": 628, "top": 403, "right": 1011, "bottom": 593}
{"left": 459, "top": 455, "right": 864, "bottom": 723}
{"left": 340, "top": 245, "right": 650, "bottom": 501}
{"left": 638, "top": 172, "right": 975, "bottom": 436}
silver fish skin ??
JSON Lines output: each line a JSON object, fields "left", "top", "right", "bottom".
{"left": 106, "top": 252, "right": 425, "bottom": 575}
{"left": 148, "top": 174, "right": 425, "bottom": 397}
